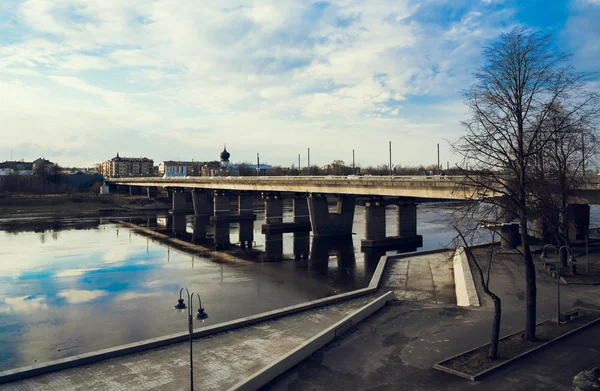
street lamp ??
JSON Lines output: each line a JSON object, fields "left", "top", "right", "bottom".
{"left": 174, "top": 287, "right": 208, "bottom": 391}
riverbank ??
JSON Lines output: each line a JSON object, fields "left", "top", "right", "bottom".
{"left": 0, "top": 193, "right": 170, "bottom": 221}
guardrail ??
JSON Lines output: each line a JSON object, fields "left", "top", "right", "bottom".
{"left": 108, "top": 175, "right": 468, "bottom": 182}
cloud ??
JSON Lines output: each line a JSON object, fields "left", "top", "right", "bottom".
{"left": 0, "top": 0, "right": 594, "bottom": 167}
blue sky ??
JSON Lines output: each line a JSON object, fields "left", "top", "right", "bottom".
{"left": 0, "top": 0, "right": 598, "bottom": 167}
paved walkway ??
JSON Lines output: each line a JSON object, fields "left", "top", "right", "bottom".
{"left": 383, "top": 252, "right": 455, "bottom": 304}
{"left": 265, "top": 248, "right": 600, "bottom": 391}
{"left": 1, "top": 295, "right": 376, "bottom": 391}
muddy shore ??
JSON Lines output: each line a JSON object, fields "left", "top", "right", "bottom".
{"left": 0, "top": 193, "right": 170, "bottom": 221}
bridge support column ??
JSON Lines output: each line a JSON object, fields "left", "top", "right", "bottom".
{"left": 172, "top": 213, "right": 187, "bottom": 236}
{"left": 192, "top": 189, "right": 213, "bottom": 216}
{"left": 129, "top": 186, "right": 142, "bottom": 196}
{"left": 364, "top": 201, "right": 386, "bottom": 241}
{"left": 500, "top": 196, "right": 519, "bottom": 223}
{"left": 264, "top": 193, "right": 283, "bottom": 224}
{"left": 500, "top": 223, "right": 520, "bottom": 249}
{"left": 567, "top": 204, "right": 590, "bottom": 241}
{"left": 293, "top": 194, "right": 309, "bottom": 223}
{"left": 146, "top": 186, "right": 158, "bottom": 198}
{"left": 192, "top": 215, "right": 210, "bottom": 243}
{"left": 171, "top": 190, "right": 187, "bottom": 213}
{"left": 308, "top": 194, "right": 355, "bottom": 236}
{"left": 238, "top": 193, "right": 254, "bottom": 248}
{"left": 396, "top": 202, "right": 417, "bottom": 238}
{"left": 213, "top": 191, "right": 231, "bottom": 249}
{"left": 293, "top": 232, "right": 310, "bottom": 260}
{"left": 265, "top": 233, "right": 283, "bottom": 261}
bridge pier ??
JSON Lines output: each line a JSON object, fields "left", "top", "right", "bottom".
{"left": 364, "top": 200, "right": 386, "bottom": 241}
{"left": 213, "top": 191, "right": 231, "bottom": 249}
{"left": 308, "top": 194, "right": 355, "bottom": 236}
{"left": 146, "top": 216, "right": 158, "bottom": 229}
{"left": 264, "top": 192, "right": 283, "bottom": 224}
{"left": 263, "top": 193, "right": 283, "bottom": 260}
{"left": 238, "top": 193, "right": 254, "bottom": 248}
{"left": 170, "top": 189, "right": 188, "bottom": 214}
{"left": 107, "top": 183, "right": 118, "bottom": 194}
{"left": 361, "top": 199, "right": 422, "bottom": 249}
{"left": 192, "top": 215, "right": 210, "bottom": 243}
{"left": 172, "top": 213, "right": 187, "bottom": 236}
{"left": 567, "top": 204, "right": 590, "bottom": 241}
{"left": 129, "top": 186, "right": 143, "bottom": 196}
{"left": 309, "top": 235, "right": 355, "bottom": 274}
{"left": 192, "top": 189, "right": 213, "bottom": 216}
{"left": 293, "top": 232, "right": 310, "bottom": 260}
{"left": 146, "top": 186, "right": 158, "bottom": 199}
{"left": 265, "top": 233, "right": 284, "bottom": 261}
{"left": 500, "top": 223, "right": 520, "bottom": 249}
{"left": 262, "top": 193, "right": 311, "bottom": 234}
{"left": 293, "top": 194, "right": 310, "bottom": 224}
{"left": 500, "top": 197, "right": 519, "bottom": 223}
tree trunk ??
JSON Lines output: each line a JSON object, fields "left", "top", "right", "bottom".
{"left": 520, "top": 216, "right": 537, "bottom": 341}
{"left": 488, "top": 294, "right": 502, "bottom": 358}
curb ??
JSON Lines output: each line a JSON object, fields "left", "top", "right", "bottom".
{"left": 0, "top": 256, "right": 389, "bottom": 385}
{"left": 228, "top": 291, "right": 394, "bottom": 391}
{"left": 433, "top": 307, "right": 600, "bottom": 381}
{"left": 386, "top": 240, "right": 498, "bottom": 261}
{"left": 453, "top": 247, "right": 480, "bottom": 307}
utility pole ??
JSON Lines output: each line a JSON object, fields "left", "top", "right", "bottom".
{"left": 582, "top": 133, "right": 586, "bottom": 176}
{"left": 389, "top": 141, "right": 392, "bottom": 177}
{"left": 308, "top": 148, "right": 310, "bottom": 176}
{"left": 298, "top": 154, "right": 301, "bottom": 176}
{"left": 447, "top": 161, "right": 449, "bottom": 171}
{"left": 256, "top": 153, "right": 260, "bottom": 176}
{"left": 352, "top": 149, "right": 355, "bottom": 175}
{"left": 437, "top": 143, "right": 440, "bottom": 173}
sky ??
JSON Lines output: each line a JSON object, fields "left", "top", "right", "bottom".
{"left": 0, "top": 0, "right": 598, "bottom": 168}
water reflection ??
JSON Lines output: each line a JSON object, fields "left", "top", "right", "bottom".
{"left": 1, "top": 200, "right": 552, "bottom": 372}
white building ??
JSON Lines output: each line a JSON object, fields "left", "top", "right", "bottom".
{"left": 158, "top": 161, "right": 193, "bottom": 177}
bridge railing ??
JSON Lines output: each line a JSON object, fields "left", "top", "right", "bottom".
{"left": 110, "top": 175, "right": 468, "bottom": 182}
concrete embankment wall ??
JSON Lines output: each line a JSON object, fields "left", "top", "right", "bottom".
{"left": 453, "top": 247, "right": 480, "bottom": 307}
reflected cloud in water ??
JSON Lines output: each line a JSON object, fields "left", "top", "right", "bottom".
{"left": 57, "top": 289, "right": 109, "bottom": 304}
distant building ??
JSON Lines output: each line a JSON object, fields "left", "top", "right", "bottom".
{"left": 100, "top": 153, "right": 154, "bottom": 178}
{"left": 158, "top": 161, "right": 194, "bottom": 177}
{"left": 201, "top": 161, "right": 221, "bottom": 176}
{"left": 32, "top": 158, "right": 54, "bottom": 173}
{"left": 220, "top": 146, "right": 231, "bottom": 176}
{"left": 0, "top": 161, "right": 33, "bottom": 172}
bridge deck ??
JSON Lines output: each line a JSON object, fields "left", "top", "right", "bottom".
{"left": 109, "top": 176, "right": 475, "bottom": 200}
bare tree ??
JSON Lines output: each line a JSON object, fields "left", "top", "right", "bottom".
{"left": 530, "top": 100, "right": 599, "bottom": 267}
{"left": 453, "top": 27, "right": 592, "bottom": 341}
{"left": 453, "top": 225, "right": 502, "bottom": 358}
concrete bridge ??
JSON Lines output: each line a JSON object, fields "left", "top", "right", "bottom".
{"left": 107, "top": 175, "right": 600, "bottom": 253}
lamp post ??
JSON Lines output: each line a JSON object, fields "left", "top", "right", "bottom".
{"left": 174, "top": 287, "right": 208, "bottom": 391}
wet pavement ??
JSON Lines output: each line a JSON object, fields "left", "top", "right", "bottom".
{"left": 263, "top": 245, "right": 600, "bottom": 391}
{"left": 383, "top": 252, "right": 456, "bottom": 304}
